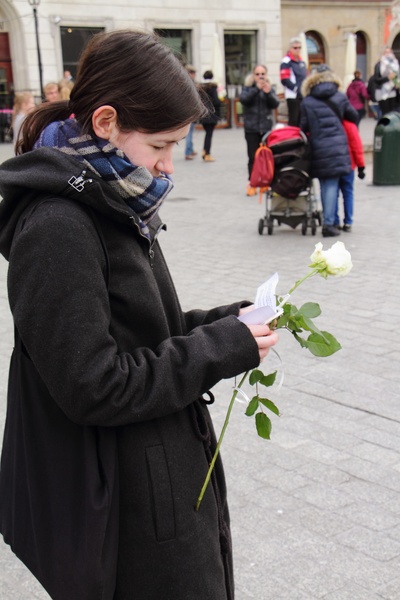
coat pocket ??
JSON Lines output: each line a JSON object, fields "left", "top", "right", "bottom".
{"left": 145, "top": 445, "right": 176, "bottom": 542}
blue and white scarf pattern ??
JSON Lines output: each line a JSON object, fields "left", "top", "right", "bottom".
{"left": 34, "top": 118, "right": 173, "bottom": 238}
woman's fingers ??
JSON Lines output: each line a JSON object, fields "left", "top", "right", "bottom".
{"left": 246, "top": 324, "right": 279, "bottom": 361}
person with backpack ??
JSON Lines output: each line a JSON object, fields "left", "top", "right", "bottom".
{"left": 240, "top": 64, "right": 279, "bottom": 196}
{"left": 300, "top": 64, "right": 358, "bottom": 238}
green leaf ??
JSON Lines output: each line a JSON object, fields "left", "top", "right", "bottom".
{"left": 297, "top": 315, "right": 329, "bottom": 343}
{"left": 287, "top": 317, "right": 304, "bottom": 333}
{"left": 276, "top": 313, "right": 289, "bottom": 328}
{"left": 249, "top": 369, "right": 264, "bottom": 385}
{"left": 282, "top": 302, "right": 293, "bottom": 314}
{"left": 298, "top": 302, "right": 321, "bottom": 319}
{"left": 259, "top": 397, "right": 280, "bottom": 416}
{"left": 259, "top": 371, "right": 277, "bottom": 388}
{"left": 292, "top": 331, "right": 310, "bottom": 348}
{"left": 245, "top": 396, "right": 259, "bottom": 416}
{"left": 255, "top": 412, "right": 272, "bottom": 439}
{"left": 305, "top": 331, "right": 342, "bottom": 357}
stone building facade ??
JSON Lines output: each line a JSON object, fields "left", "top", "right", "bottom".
{"left": 282, "top": 0, "right": 400, "bottom": 82}
{"left": 0, "top": 1, "right": 399, "bottom": 110}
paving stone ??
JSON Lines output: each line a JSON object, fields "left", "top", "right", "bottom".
{"left": 323, "top": 583, "right": 384, "bottom": 599}
{"left": 335, "top": 499, "right": 400, "bottom": 532}
{"left": 375, "top": 576, "right": 400, "bottom": 600}
{"left": 334, "top": 525, "right": 400, "bottom": 561}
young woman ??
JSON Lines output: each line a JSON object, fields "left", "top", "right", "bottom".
{"left": 0, "top": 30, "right": 278, "bottom": 600}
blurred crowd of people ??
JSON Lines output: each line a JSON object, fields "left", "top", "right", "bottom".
{"left": 10, "top": 71, "right": 75, "bottom": 148}
{"left": 7, "top": 44, "right": 400, "bottom": 239}
{"left": 182, "top": 40, "right": 399, "bottom": 238}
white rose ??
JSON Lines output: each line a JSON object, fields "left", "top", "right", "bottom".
{"left": 310, "top": 242, "right": 324, "bottom": 265}
{"left": 310, "top": 241, "right": 352, "bottom": 277}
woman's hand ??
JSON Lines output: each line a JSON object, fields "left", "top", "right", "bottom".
{"left": 239, "top": 304, "right": 255, "bottom": 317}
{"left": 246, "top": 324, "right": 279, "bottom": 362}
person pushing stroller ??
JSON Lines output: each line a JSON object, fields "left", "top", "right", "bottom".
{"left": 299, "top": 64, "right": 358, "bottom": 237}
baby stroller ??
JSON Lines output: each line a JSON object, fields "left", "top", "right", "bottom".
{"left": 257, "top": 126, "right": 322, "bottom": 236}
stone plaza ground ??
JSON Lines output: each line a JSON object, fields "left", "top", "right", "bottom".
{"left": 0, "top": 119, "right": 400, "bottom": 599}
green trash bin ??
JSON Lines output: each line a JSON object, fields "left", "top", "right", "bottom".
{"left": 373, "top": 111, "right": 400, "bottom": 185}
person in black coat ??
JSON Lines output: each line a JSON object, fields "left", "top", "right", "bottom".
{"left": 199, "top": 70, "right": 221, "bottom": 162}
{"left": 0, "top": 30, "right": 279, "bottom": 600}
{"left": 300, "top": 64, "right": 358, "bottom": 237}
{"left": 239, "top": 65, "right": 280, "bottom": 196}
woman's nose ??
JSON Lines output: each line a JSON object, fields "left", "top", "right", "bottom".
{"left": 156, "top": 155, "right": 174, "bottom": 176}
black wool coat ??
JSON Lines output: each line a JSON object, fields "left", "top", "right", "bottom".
{"left": 0, "top": 148, "right": 260, "bottom": 600}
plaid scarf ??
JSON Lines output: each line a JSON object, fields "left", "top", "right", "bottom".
{"left": 34, "top": 118, "right": 173, "bottom": 238}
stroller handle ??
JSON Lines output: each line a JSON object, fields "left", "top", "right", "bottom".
{"left": 262, "top": 127, "right": 308, "bottom": 146}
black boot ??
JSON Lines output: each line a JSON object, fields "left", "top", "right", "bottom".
{"left": 322, "top": 225, "right": 341, "bottom": 237}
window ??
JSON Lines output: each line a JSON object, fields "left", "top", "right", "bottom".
{"left": 155, "top": 29, "right": 192, "bottom": 64}
{"left": 356, "top": 31, "right": 367, "bottom": 81}
{"left": 393, "top": 33, "right": 400, "bottom": 63}
{"left": 224, "top": 31, "right": 257, "bottom": 86}
{"left": 60, "top": 27, "right": 104, "bottom": 78}
{"left": 305, "top": 31, "right": 325, "bottom": 68}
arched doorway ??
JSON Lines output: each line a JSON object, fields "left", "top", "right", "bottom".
{"left": 0, "top": 32, "right": 13, "bottom": 109}
{"left": 356, "top": 31, "right": 367, "bottom": 80}
{"left": 0, "top": 1, "right": 27, "bottom": 106}
{"left": 393, "top": 32, "right": 400, "bottom": 63}
{"left": 305, "top": 31, "right": 325, "bottom": 69}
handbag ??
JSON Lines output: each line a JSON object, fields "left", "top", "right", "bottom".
{"left": 0, "top": 204, "right": 118, "bottom": 600}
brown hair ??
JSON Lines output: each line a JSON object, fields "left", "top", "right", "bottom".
{"left": 18, "top": 29, "right": 205, "bottom": 154}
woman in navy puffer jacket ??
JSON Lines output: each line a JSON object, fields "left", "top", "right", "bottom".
{"left": 300, "top": 64, "right": 358, "bottom": 237}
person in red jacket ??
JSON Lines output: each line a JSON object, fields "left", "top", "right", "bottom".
{"left": 335, "top": 119, "right": 365, "bottom": 232}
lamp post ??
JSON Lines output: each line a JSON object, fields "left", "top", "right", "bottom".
{"left": 28, "top": 0, "right": 44, "bottom": 100}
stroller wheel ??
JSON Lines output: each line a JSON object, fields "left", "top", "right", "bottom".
{"left": 301, "top": 217, "right": 308, "bottom": 236}
{"left": 267, "top": 217, "right": 274, "bottom": 235}
{"left": 258, "top": 218, "right": 265, "bottom": 235}
{"left": 311, "top": 218, "right": 317, "bottom": 236}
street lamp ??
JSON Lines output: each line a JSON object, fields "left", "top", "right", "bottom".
{"left": 28, "top": 0, "right": 44, "bottom": 100}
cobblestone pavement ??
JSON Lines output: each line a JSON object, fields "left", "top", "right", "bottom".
{"left": 1, "top": 119, "right": 400, "bottom": 599}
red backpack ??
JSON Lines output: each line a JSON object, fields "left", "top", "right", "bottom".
{"left": 250, "top": 144, "right": 274, "bottom": 188}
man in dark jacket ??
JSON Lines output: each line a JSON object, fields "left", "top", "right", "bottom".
{"left": 280, "top": 37, "right": 308, "bottom": 126}
{"left": 240, "top": 65, "right": 280, "bottom": 196}
{"left": 300, "top": 64, "right": 358, "bottom": 237}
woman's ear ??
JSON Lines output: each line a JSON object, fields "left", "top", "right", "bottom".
{"left": 92, "top": 105, "right": 118, "bottom": 139}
